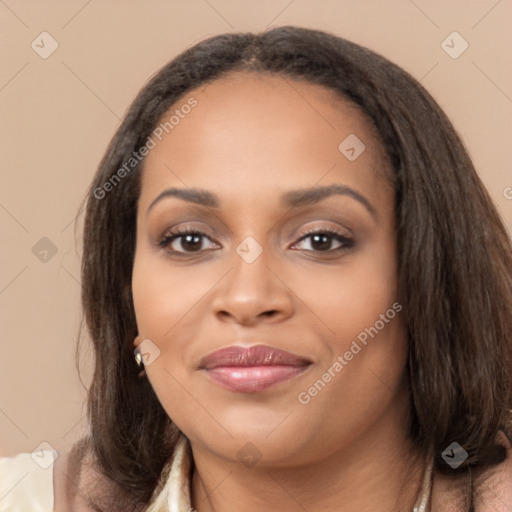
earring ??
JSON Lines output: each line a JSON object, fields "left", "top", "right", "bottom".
{"left": 134, "top": 347, "right": 146, "bottom": 378}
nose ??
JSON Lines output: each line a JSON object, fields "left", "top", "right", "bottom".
{"left": 211, "top": 243, "right": 294, "bottom": 327}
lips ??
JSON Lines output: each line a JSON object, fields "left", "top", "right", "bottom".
{"left": 199, "top": 345, "right": 311, "bottom": 393}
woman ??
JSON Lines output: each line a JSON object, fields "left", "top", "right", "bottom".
{"left": 1, "top": 26, "right": 511, "bottom": 511}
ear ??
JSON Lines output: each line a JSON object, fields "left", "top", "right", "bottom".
{"left": 133, "top": 336, "right": 141, "bottom": 349}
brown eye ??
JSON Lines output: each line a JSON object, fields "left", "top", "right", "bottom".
{"left": 292, "top": 229, "right": 354, "bottom": 253}
{"left": 158, "top": 229, "right": 219, "bottom": 254}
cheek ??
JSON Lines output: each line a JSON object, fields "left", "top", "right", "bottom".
{"left": 290, "top": 244, "right": 399, "bottom": 347}
{"left": 131, "top": 250, "right": 212, "bottom": 429}
{"left": 131, "top": 250, "right": 222, "bottom": 338}
{"left": 297, "top": 311, "right": 408, "bottom": 429}
{"left": 290, "top": 241, "right": 406, "bottom": 411}
{"left": 131, "top": 246, "right": 235, "bottom": 414}
{"left": 294, "top": 296, "right": 408, "bottom": 453}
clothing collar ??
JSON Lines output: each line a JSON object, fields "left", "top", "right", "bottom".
{"left": 146, "top": 434, "right": 192, "bottom": 512}
{"left": 145, "top": 434, "right": 434, "bottom": 512}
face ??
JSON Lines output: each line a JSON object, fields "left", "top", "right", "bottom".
{"left": 132, "top": 71, "right": 409, "bottom": 467}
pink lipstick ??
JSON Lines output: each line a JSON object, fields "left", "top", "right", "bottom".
{"left": 199, "top": 345, "right": 311, "bottom": 393}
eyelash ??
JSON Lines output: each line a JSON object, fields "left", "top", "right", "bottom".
{"left": 157, "top": 226, "right": 355, "bottom": 256}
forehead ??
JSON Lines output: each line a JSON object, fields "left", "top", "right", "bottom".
{"left": 139, "top": 71, "right": 391, "bottom": 208}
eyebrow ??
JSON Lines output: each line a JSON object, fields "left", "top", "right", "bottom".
{"left": 146, "top": 184, "right": 377, "bottom": 219}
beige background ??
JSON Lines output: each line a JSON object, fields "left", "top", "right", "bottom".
{"left": 1, "top": 0, "right": 511, "bottom": 458}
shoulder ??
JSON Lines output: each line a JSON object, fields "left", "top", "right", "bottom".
{"left": 52, "top": 436, "right": 110, "bottom": 511}
{"left": 53, "top": 437, "right": 149, "bottom": 512}
{"left": 0, "top": 449, "right": 56, "bottom": 511}
{"left": 476, "top": 431, "right": 512, "bottom": 510}
{"left": 0, "top": 442, "right": 99, "bottom": 512}
{"left": 431, "top": 431, "right": 512, "bottom": 511}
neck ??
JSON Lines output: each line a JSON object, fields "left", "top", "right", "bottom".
{"left": 190, "top": 393, "right": 427, "bottom": 512}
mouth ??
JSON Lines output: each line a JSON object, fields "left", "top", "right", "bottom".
{"left": 199, "top": 345, "right": 312, "bottom": 393}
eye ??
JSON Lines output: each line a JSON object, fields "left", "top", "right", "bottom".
{"left": 158, "top": 228, "right": 219, "bottom": 254}
{"left": 157, "top": 226, "right": 354, "bottom": 256}
{"left": 291, "top": 228, "right": 354, "bottom": 253}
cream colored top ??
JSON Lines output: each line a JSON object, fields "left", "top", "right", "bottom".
{"left": 0, "top": 449, "right": 57, "bottom": 511}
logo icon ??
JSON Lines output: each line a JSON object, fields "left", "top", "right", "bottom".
{"left": 441, "top": 441, "right": 468, "bottom": 469}
{"left": 338, "top": 134, "right": 366, "bottom": 161}
{"left": 134, "top": 338, "right": 161, "bottom": 366}
{"left": 32, "top": 237, "right": 58, "bottom": 263}
{"left": 31, "top": 32, "right": 59, "bottom": 59}
{"left": 237, "top": 442, "right": 262, "bottom": 468}
{"left": 236, "top": 236, "right": 263, "bottom": 264}
{"left": 441, "top": 32, "right": 469, "bottom": 59}
{"left": 31, "top": 441, "right": 58, "bottom": 469}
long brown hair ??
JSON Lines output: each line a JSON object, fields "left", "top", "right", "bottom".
{"left": 77, "top": 26, "right": 512, "bottom": 509}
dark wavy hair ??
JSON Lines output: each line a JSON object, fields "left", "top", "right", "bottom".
{"left": 75, "top": 26, "right": 512, "bottom": 510}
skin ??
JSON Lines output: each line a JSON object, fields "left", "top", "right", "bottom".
{"left": 130, "top": 71, "right": 426, "bottom": 511}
